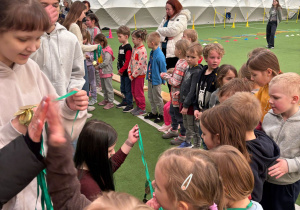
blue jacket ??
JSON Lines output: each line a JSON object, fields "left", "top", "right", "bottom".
{"left": 146, "top": 47, "right": 167, "bottom": 86}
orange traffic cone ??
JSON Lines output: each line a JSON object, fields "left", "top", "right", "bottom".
{"left": 108, "top": 29, "right": 113, "bottom": 39}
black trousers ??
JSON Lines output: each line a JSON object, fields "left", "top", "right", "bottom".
{"left": 266, "top": 21, "right": 277, "bottom": 47}
{"left": 162, "top": 47, "right": 178, "bottom": 92}
{"left": 260, "top": 180, "right": 300, "bottom": 210}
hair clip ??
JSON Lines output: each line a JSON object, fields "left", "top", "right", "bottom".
{"left": 209, "top": 203, "right": 218, "bottom": 210}
{"left": 181, "top": 173, "right": 193, "bottom": 191}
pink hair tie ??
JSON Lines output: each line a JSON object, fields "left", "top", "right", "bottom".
{"left": 209, "top": 203, "right": 218, "bottom": 210}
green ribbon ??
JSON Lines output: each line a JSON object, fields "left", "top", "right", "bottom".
{"left": 93, "top": 45, "right": 102, "bottom": 62}
{"left": 138, "top": 128, "right": 154, "bottom": 197}
{"left": 35, "top": 90, "right": 80, "bottom": 209}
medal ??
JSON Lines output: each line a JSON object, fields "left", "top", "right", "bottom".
{"left": 92, "top": 61, "right": 97, "bottom": 66}
{"left": 14, "top": 104, "right": 37, "bottom": 126}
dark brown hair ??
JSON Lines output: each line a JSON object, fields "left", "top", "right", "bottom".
{"left": 201, "top": 105, "right": 251, "bottom": 163}
{"left": 87, "top": 13, "right": 101, "bottom": 30}
{"left": 82, "top": 0, "right": 91, "bottom": 9}
{"left": 0, "top": 0, "right": 50, "bottom": 33}
{"left": 216, "top": 64, "right": 238, "bottom": 87}
{"left": 94, "top": 33, "right": 107, "bottom": 48}
{"left": 116, "top": 25, "right": 131, "bottom": 37}
{"left": 219, "top": 78, "right": 252, "bottom": 98}
{"left": 63, "top": 1, "right": 86, "bottom": 30}
{"left": 131, "top": 29, "right": 147, "bottom": 42}
{"left": 187, "top": 42, "right": 203, "bottom": 57}
{"left": 166, "top": 0, "right": 183, "bottom": 19}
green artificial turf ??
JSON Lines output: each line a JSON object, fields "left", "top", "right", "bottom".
{"left": 90, "top": 20, "right": 300, "bottom": 204}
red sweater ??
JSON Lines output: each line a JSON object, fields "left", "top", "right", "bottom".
{"left": 77, "top": 149, "right": 127, "bottom": 201}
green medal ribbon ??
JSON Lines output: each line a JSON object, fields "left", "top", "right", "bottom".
{"left": 226, "top": 201, "right": 253, "bottom": 210}
{"left": 93, "top": 45, "right": 102, "bottom": 62}
{"left": 36, "top": 90, "right": 80, "bottom": 209}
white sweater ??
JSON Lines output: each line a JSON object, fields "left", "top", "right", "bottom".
{"left": 157, "top": 9, "right": 191, "bottom": 58}
{"left": 0, "top": 59, "right": 87, "bottom": 210}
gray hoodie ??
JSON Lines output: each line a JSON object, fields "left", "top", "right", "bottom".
{"left": 31, "top": 23, "right": 85, "bottom": 96}
{"left": 262, "top": 108, "right": 300, "bottom": 185}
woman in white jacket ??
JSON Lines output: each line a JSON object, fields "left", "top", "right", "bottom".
{"left": 157, "top": 0, "right": 191, "bottom": 70}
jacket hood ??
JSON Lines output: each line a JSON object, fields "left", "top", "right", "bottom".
{"left": 248, "top": 129, "right": 280, "bottom": 167}
{"left": 45, "top": 23, "right": 67, "bottom": 36}
{"left": 0, "top": 61, "right": 22, "bottom": 78}
{"left": 268, "top": 108, "right": 300, "bottom": 121}
{"left": 177, "top": 9, "right": 191, "bottom": 21}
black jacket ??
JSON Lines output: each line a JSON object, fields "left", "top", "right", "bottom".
{"left": 246, "top": 129, "right": 280, "bottom": 202}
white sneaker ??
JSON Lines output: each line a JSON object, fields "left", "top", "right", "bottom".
{"left": 158, "top": 124, "right": 172, "bottom": 132}
{"left": 87, "top": 113, "right": 93, "bottom": 118}
{"left": 87, "top": 106, "right": 95, "bottom": 112}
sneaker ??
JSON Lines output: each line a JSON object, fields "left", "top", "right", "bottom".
{"left": 87, "top": 106, "right": 95, "bottom": 112}
{"left": 123, "top": 105, "right": 134, "bottom": 113}
{"left": 103, "top": 103, "right": 114, "bottom": 110}
{"left": 158, "top": 124, "right": 172, "bottom": 132}
{"left": 87, "top": 113, "right": 93, "bottom": 119}
{"left": 154, "top": 115, "right": 164, "bottom": 123}
{"left": 133, "top": 109, "right": 147, "bottom": 116}
{"left": 130, "top": 107, "right": 139, "bottom": 115}
{"left": 178, "top": 141, "right": 193, "bottom": 148}
{"left": 88, "top": 98, "right": 97, "bottom": 106}
{"left": 144, "top": 112, "right": 158, "bottom": 119}
{"left": 162, "top": 129, "right": 179, "bottom": 139}
{"left": 98, "top": 100, "right": 108, "bottom": 106}
{"left": 170, "top": 135, "right": 186, "bottom": 145}
{"left": 116, "top": 101, "right": 127, "bottom": 109}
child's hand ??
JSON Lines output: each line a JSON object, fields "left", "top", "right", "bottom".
{"left": 129, "top": 76, "right": 133, "bottom": 81}
{"left": 85, "top": 54, "right": 90, "bottom": 59}
{"left": 66, "top": 88, "right": 89, "bottom": 111}
{"left": 268, "top": 158, "right": 289, "bottom": 179}
{"left": 127, "top": 124, "right": 139, "bottom": 145}
{"left": 174, "top": 91, "right": 180, "bottom": 96}
{"left": 160, "top": 72, "right": 167, "bottom": 78}
{"left": 194, "top": 110, "right": 202, "bottom": 120}
{"left": 181, "top": 107, "right": 188, "bottom": 115}
{"left": 117, "top": 71, "right": 123, "bottom": 76}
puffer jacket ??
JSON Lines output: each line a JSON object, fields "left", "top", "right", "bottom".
{"left": 157, "top": 9, "right": 191, "bottom": 58}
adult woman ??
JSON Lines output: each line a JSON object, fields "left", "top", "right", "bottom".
{"left": 157, "top": 0, "right": 191, "bottom": 70}
{"left": 266, "top": 0, "right": 282, "bottom": 49}
{"left": 63, "top": 1, "right": 99, "bottom": 117}
{"left": 60, "top": 0, "right": 72, "bottom": 19}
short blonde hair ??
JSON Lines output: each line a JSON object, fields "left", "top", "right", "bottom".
{"left": 147, "top": 31, "right": 160, "bottom": 46}
{"left": 203, "top": 43, "right": 225, "bottom": 59}
{"left": 187, "top": 42, "right": 203, "bottom": 57}
{"left": 175, "top": 39, "right": 190, "bottom": 57}
{"left": 86, "top": 191, "right": 152, "bottom": 210}
{"left": 222, "top": 92, "right": 262, "bottom": 131}
{"left": 183, "top": 29, "right": 198, "bottom": 42}
{"left": 219, "top": 78, "right": 252, "bottom": 99}
{"left": 209, "top": 145, "right": 254, "bottom": 202}
{"left": 269, "top": 72, "right": 300, "bottom": 97}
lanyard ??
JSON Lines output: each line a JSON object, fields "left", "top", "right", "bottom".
{"left": 227, "top": 201, "right": 253, "bottom": 210}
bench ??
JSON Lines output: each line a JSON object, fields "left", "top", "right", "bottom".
{"left": 161, "top": 91, "right": 170, "bottom": 104}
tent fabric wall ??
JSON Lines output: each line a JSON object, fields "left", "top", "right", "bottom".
{"left": 81, "top": 0, "right": 300, "bottom": 29}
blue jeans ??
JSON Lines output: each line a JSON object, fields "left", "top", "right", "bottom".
{"left": 82, "top": 60, "right": 89, "bottom": 96}
{"left": 120, "top": 75, "right": 133, "bottom": 105}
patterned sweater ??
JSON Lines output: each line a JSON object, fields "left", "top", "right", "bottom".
{"left": 128, "top": 45, "right": 147, "bottom": 80}
{"left": 161, "top": 59, "right": 188, "bottom": 107}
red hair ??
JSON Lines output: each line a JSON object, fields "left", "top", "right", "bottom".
{"left": 166, "top": 0, "right": 183, "bottom": 19}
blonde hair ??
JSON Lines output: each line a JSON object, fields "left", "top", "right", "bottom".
{"left": 175, "top": 39, "right": 190, "bottom": 57}
{"left": 116, "top": 25, "right": 131, "bottom": 37}
{"left": 247, "top": 50, "right": 281, "bottom": 76}
{"left": 218, "top": 78, "right": 252, "bottom": 99}
{"left": 85, "top": 191, "right": 152, "bottom": 210}
{"left": 183, "top": 29, "right": 198, "bottom": 42}
{"left": 157, "top": 148, "right": 224, "bottom": 210}
{"left": 203, "top": 43, "right": 225, "bottom": 59}
{"left": 270, "top": 72, "right": 300, "bottom": 96}
{"left": 147, "top": 31, "right": 160, "bottom": 46}
{"left": 209, "top": 145, "right": 254, "bottom": 203}
{"left": 187, "top": 42, "right": 203, "bottom": 57}
{"left": 222, "top": 92, "right": 262, "bottom": 131}
{"left": 82, "top": 29, "right": 91, "bottom": 44}
{"left": 200, "top": 105, "right": 251, "bottom": 163}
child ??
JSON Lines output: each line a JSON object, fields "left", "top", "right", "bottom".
{"left": 194, "top": 43, "right": 224, "bottom": 120}
{"left": 83, "top": 30, "right": 97, "bottom": 106}
{"left": 218, "top": 78, "right": 252, "bottom": 103}
{"left": 200, "top": 105, "right": 251, "bottom": 163}
{"left": 160, "top": 40, "right": 190, "bottom": 145}
{"left": 222, "top": 92, "right": 280, "bottom": 202}
{"left": 238, "top": 63, "right": 260, "bottom": 94}
{"left": 85, "top": 13, "right": 102, "bottom": 90}
{"left": 149, "top": 148, "right": 224, "bottom": 210}
{"left": 95, "top": 34, "right": 115, "bottom": 109}
{"left": 247, "top": 50, "right": 281, "bottom": 121}
{"left": 261, "top": 73, "right": 300, "bottom": 210}
{"left": 74, "top": 120, "right": 139, "bottom": 201}
{"left": 209, "top": 145, "right": 263, "bottom": 209}
{"left": 177, "top": 43, "right": 202, "bottom": 148}
{"left": 209, "top": 64, "right": 237, "bottom": 108}
{"left": 182, "top": 29, "right": 203, "bottom": 64}
{"left": 116, "top": 25, "right": 133, "bottom": 112}
{"left": 144, "top": 32, "right": 167, "bottom": 123}
{"left": 0, "top": 0, "right": 88, "bottom": 208}
{"left": 128, "top": 29, "right": 148, "bottom": 116}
